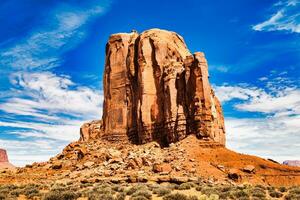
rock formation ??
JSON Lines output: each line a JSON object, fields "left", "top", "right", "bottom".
{"left": 0, "top": 149, "right": 8, "bottom": 163}
{"left": 0, "top": 148, "right": 14, "bottom": 169}
{"left": 80, "top": 29, "right": 225, "bottom": 146}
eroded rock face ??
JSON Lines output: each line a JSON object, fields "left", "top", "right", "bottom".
{"left": 81, "top": 29, "right": 225, "bottom": 146}
{"left": 0, "top": 149, "right": 8, "bottom": 163}
{"left": 0, "top": 148, "right": 15, "bottom": 169}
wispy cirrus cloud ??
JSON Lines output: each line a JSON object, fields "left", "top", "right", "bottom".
{"left": 0, "top": 72, "right": 103, "bottom": 166}
{"left": 0, "top": 2, "right": 108, "bottom": 70}
{"left": 253, "top": 0, "right": 300, "bottom": 33}
{"left": 214, "top": 71, "right": 300, "bottom": 162}
{"left": 0, "top": 1, "right": 110, "bottom": 166}
{"left": 3, "top": 72, "right": 103, "bottom": 120}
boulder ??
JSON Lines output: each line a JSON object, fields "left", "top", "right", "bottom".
{"left": 79, "top": 120, "right": 103, "bottom": 141}
{"left": 83, "top": 161, "right": 95, "bottom": 168}
{"left": 242, "top": 165, "right": 255, "bottom": 173}
{"left": 153, "top": 163, "right": 172, "bottom": 174}
{"left": 228, "top": 168, "right": 241, "bottom": 181}
{"left": 51, "top": 163, "right": 62, "bottom": 170}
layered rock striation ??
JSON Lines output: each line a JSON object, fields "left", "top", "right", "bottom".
{"left": 80, "top": 29, "right": 225, "bottom": 146}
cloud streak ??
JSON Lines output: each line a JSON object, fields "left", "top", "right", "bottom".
{"left": 253, "top": 0, "right": 300, "bottom": 33}
{"left": 0, "top": 4, "right": 107, "bottom": 70}
{"left": 0, "top": 1, "right": 110, "bottom": 166}
{"left": 215, "top": 71, "right": 300, "bottom": 162}
{"left": 0, "top": 72, "right": 103, "bottom": 166}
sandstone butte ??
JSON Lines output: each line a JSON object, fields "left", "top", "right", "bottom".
{"left": 0, "top": 148, "right": 14, "bottom": 170}
{"left": 80, "top": 28, "right": 225, "bottom": 147}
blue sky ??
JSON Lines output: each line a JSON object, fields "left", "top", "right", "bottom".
{"left": 0, "top": 0, "right": 299, "bottom": 166}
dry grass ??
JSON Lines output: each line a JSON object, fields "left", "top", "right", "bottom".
{"left": 0, "top": 182, "right": 298, "bottom": 200}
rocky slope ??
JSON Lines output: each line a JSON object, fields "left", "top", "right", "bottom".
{"left": 2, "top": 135, "right": 300, "bottom": 186}
{"left": 80, "top": 29, "right": 225, "bottom": 146}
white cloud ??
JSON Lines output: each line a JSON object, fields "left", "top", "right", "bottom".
{"left": 258, "top": 77, "right": 268, "bottom": 81}
{"left": 253, "top": 0, "right": 300, "bottom": 33}
{"left": 214, "top": 85, "right": 262, "bottom": 102}
{"left": 215, "top": 74, "right": 300, "bottom": 115}
{"left": 0, "top": 1, "right": 110, "bottom": 166}
{"left": 0, "top": 72, "right": 103, "bottom": 166}
{"left": 0, "top": 3, "right": 108, "bottom": 70}
{"left": 210, "top": 65, "right": 229, "bottom": 73}
{"left": 235, "top": 88, "right": 300, "bottom": 114}
{"left": 3, "top": 72, "right": 103, "bottom": 119}
{"left": 226, "top": 115, "right": 300, "bottom": 162}
{"left": 215, "top": 72, "right": 300, "bottom": 162}
{"left": 0, "top": 139, "right": 66, "bottom": 167}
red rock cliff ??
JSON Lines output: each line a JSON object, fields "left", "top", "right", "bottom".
{"left": 0, "top": 149, "right": 8, "bottom": 163}
{"left": 80, "top": 29, "right": 225, "bottom": 146}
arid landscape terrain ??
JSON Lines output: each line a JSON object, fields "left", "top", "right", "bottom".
{"left": 0, "top": 29, "right": 299, "bottom": 200}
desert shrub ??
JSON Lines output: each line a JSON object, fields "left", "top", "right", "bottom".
{"left": 86, "top": 186, "right": 117, "bottom": 200}
{"left": 130, "top": 196, "right": 148, "bottom": 200}
{"left": 231, "top": 189, "right": 249, "bottom": 200}
{"left": 250, "top": 187, "right": 266, "bottom": 199}
{"left": 188, "top": 195, "right": 199, "bottom": 200}
{"left": 289, "top": 186, "right": 300, "bottom": 195}
{"left": 267, "top": 186, "right": 275, "bottom": 191}
{"left": 153, "top": 187, "right": 171, "bottom": 196}
{"left": 126, "top": 185, "right": 148, "bottom": 195}
{"left": 198, "top": 195, "right": 208, "bottom": 200}
{"left": 216, "top": 186, "right": 232, "bottom": 199}
{"left": 254, "top": 185, "right": 266, "bottom": 190}
{"left": 236, "top": 185, "right": 247, "bottom": 190}
{"left": 178, "top": 182, "right": 195, "bottom": 190}
{"left": 163, "top": 193, "right": 189, "bottom": 200}
{"left": 26, "top": 189, "right": 40, "bottom": 198}
{"left": 198, "top": 186, "right": 217, "bottom": 196}
{"left": 285, "top": 187, "right": 300, "bottom": 200}
{"left": 252, "top": 198, "right": 265, "bottom": 200}
{"left": 92, "top": 185, "right": 116, "bottom": 196}
{"left": 269, "top": 190, "right": 283, "bottom": 198}
{"left": 208, "top": 194, "right": 219, "bottom": 200}
{"left": 165, "top": 183, "right": 178, "bottom": 190}
{"left": 285, "top": 194, "right": 300, "bottom": 200}
{"left": 218, "top": 191, "right": 231, "bottom": 199}
{"left": 279, "top": 186, "right": 287, "bottom": 193}
{"left": 0, "top": 184, "right": 18, "bottom": 191}
{"left": 145, "top": 184, "right": 159, "bottom": 191}
{"left": 219, "top": 186, "right": 231, "bottom": 193}
{"left": 130, "top": 189, "right": 152, "bottom": 200}
{"left": 9, "top": 188, "right": 23, "bottom": 197}
{"left": 88, "top": 193, "right": 115, "bottom": 200}
{"left": 43, "top": 190, "right": 78, "bottom": 200}
{"left": 24, "top": 185, "right": 40, "bottom": 198}
{"left": 115, "top": 192, "right": 126, "bottom": 200}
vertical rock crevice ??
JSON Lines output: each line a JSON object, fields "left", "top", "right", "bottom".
{"left": 80, "top": 29, "right": 226, "bottom": 147}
